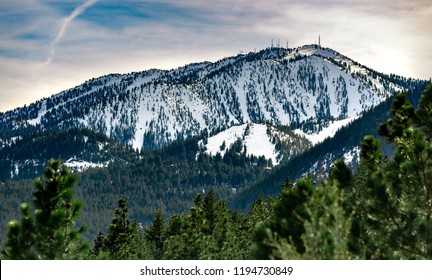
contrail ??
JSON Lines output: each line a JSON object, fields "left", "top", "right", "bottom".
{"left": 44, "top": 0, "right": 98, "bottom": 64}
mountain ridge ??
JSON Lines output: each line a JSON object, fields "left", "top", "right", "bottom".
{"left": 0, "top": 44, "right": 423, "bottom": 179}
{"left": 0, "top": 45, "right": 413, "bottom": 152}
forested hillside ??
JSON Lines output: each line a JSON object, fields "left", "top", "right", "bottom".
{"left": 0, "top": 135, "right": 273, "bottom": 241}
{"left": 2, "top": 85, "right": 432, "bottom": 260}
{"left": 1, "top": 82, "right": 429, "bottom": 244}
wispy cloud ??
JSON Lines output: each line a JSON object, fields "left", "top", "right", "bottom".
{"left": 45, "top": 0, "right": 97, "bottom": 64}
{"left": 0, "top": 0, "right": 431, "bottom": 112}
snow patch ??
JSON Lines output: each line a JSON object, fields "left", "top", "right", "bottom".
{"left": 201, "top": 123, "right": 279, "bottom": 164}
{"left": 343, "top": 146, "right": 360, "bottom": 165}
{"left": 65, "top": 158, "right": 109, "bottom": 172}
{"left": 294, "top": 116, "right": 358, "bottom": 145}
{"left": 297, "top": 45, "right": 338, "bottom": 59}
{"left": 27, "top": 101, "right": 47, "bottom": 126}
{"left": 243, "top": 124, "right": 278, "bottom": 164}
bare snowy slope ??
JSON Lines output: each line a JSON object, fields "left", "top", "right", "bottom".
{"left": 200, "top": 123, "right": 311, "bottom": 165}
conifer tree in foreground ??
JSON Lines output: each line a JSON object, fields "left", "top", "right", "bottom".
{"left": 1, "top": 159, "right": 89, "bottom": 259}
{"left": 145, "top": 210, "right": 165, "bottom": 259}
{"left": 94, "top": 198, "right": 152, "bottom": 260}
{"left": 252, "top": 177, "right": 315, "bottom": 259}
{"left": 353, "top": 88, "right": 432, "bottom": 259}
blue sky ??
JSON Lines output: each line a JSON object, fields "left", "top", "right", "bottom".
{"left": 0, "top": 0, "right": 431, "bottom": 112}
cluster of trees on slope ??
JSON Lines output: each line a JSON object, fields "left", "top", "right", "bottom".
{"left": 0, "top": 128, "right": 136, "bottom": 181}
{"left": 74, "top": 143, "right": 272, "bottom": 240}
{"left": 2, "top": 85, "right": 432, "bottom": 259}
{"left": 0, "top": 135, "right": 272, "bottom": 243}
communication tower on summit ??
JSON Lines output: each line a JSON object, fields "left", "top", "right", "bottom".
{"left": 318, "top": 35, "right": 321, "bottom": 47}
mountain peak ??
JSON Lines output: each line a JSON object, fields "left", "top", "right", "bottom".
{"left": 295, "top": 44, "right": 339, "bottom": 58}
{"left": 0, "top": 45, "right": 415, "bottom": 155}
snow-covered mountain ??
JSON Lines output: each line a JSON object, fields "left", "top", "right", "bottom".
{"left": 0, "top": 44, "right": 416, "bottom": 166}
{"left": 0, "top": 45, "right": 428, "bottom": 244}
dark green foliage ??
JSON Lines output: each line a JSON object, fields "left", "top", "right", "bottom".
{"left": 247, "top": 194, "right": 273, "bottom": 228}
{"left": 2, "top": 203, "right": 36, "bottom": 259}
{"left": 144, "top": 210, "right": 165, "bottom": 259}
{"left": 203, "top": 189, "right": 218, "bottom": 235}
{"left": 377, "top": 93, "right": 416, "bottom": 143}
{"left": 162, "top": 190, "right": 257, "bottom": 260}
{"left": 31, "top": 160, "right": 88, "bottom": 259}
{"left": 95, "top": 198, "right": 151, "bottom": 260}
{"left": 360, "top": 135, "right": 383, "bottom": 172}
{"left": 102, "top": 198, "right": 131, "bottom": 257}
{"left": 2, "top": 84, "right": 428, "bottom": 245}
{"left": 251, "top": 171, "right": 353, "bottom": 259}
{"left": 0, "top": 133, "right": 272, "bottom": 245}
{"left": 91, "top": 231, "right": 105, "bottom": 257}
{"left": 0, "top": 128, "right": 131, "bottom": 181}
{"left": 252, "top": 177, "right": 314, "bottom": 259}
{"left": 415, "top": 85, "right": 432, "bottom": 138}
{"left": 1, "top": 159, "right": 89, "bottom": 259}
{"left": 327, "top": 159, "right": 352, "bottom": 190}
{"left": 72, "top": 137, "right": 271, "bottom": 242}
{"left": 349, "top": 90, "right": 432, "bottom": 259}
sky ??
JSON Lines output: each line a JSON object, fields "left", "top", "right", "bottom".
{"left": 0, "top": 0, "right": 431, "bottom": 112}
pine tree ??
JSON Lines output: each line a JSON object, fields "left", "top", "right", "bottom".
{"left": 346, "top": 163, "right": 373, "bottom": 258}
{"left": 203, "top": 189, "right": 217, "bottom": 235}
{"left": 164, "top": 213, "right": 184, "bottom": 237}
{"left": 163, "top": 194, "right": 204, "bottom": 259}
{"left": 144, "top": 210, "right": 165, "bottom": 259}
{"left": 353, "top": 89, "right": 432, "bottom": 259}
{"left": 247, "top": 193, "right": 273, "bottom": 230}
{"left": 90, "top": 231, "right": 105, "bottom": 258}
{"left": 163, "top": 192, "right": 251, "bottom": 260}
{"left": 266, "top": 184, "right": 351, "bottom": 259}
{"left": 252, "top": 177, "right": 314, "bottom": 259}
{"left": 2, "top": 159, "right": 89, "bottom": 259}
{"left": 162, "top": 214, "right": 188, "bottom": 260}
{"left": 415, "top": 84, "right": 432, "bottom": 138}
{"left": 377, "top": 93, "right": 415, "bottom": 144}
{"left": 101, "top": 198, "right": 145, "bottom": 259}
{"left": 2, "top": 203, "right": 36, "bottom": 259}
{"left": 327, "top": 159, "right": 352, "bottom": 191}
